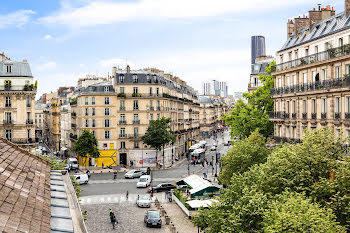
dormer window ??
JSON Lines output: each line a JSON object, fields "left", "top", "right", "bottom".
{"left": 104, "top": 86, "right": 110, "bottom": 92}
{"left": 119, "top": 75, "right": 124, "bottom": 83}
{"left": 132, "top": 75, "right": 138, "bottom": 83}
{"left": 153, "top": 75, "right": 158, "bottom": 83}
{"left": 147, "top": 75, "right": 151, "bottom": 83}
{"left": 6, "top": 65, "right": 12, "bottom": 73}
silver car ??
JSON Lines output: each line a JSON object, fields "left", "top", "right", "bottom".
{"left": 124, "top": 170, "right": 143, "bottom": 179}
{"left": 137, "top": 195, "right": 151, "bottom": 208}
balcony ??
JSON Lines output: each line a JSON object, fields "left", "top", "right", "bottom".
{"left": 11, "top": 138, "right": 35, "bottom": 144}
{"left": 285, "top": 113, "right": 290, "bottom": 119}
{"left": 70, "top": 100, "right": 77, "bottom": 106}
{"left": 302, "top": 113, "right": 307, "bottom": 120}
{"left": 149, "top": 107, "right": 154, "bottom": 111}
{"left": 5, "top": 104, "right": 11, "bottom": 108}
{"left": 3, "top": 120, "right": 13, "bottom": 125}
{"left": 335, "top": 112, "right": 341, "bottom": 120}
{"left": 271, "top": 76, "right": 350, "bottom": 96}
{"left": 321, "top": 113, "right": 327, "bottom": 120}
{"left": 120, "top": 107, "right": 126, "bottom": 111}
{"left": 71, "top": 123, "right": 77, "bottom": 128}
{"left": 273, "top": 136, "right": 302, "bottom": 144}
{"left": 133, "top": 108, "right": 139, "bottom": 111}
{"left": 119, "top": 134, "right": 127, "bottom": 139}
{"left": 273, "top": 44, "right": 350, "bottom": 72}
{"left": 119, "top": 121, "right": 127, "bottom": 125}
{"left": 311, "top": 113, "right": 317, "bottom": 120}
{"left": 70, "top": 133, "right": 78, "bottom": 140}
{"left": 156, "top": 107, "right": 161, "bottom": 111}
{"left": 345, "top": 113, "right": 350, "bottom": 120}
{"left": 71, "top": 112, "right": 77, "bottom": 117}
{"left": 292, "top": 113, "right": 296, "bottom": 120}
{"left": 26, "top": 104, "right": 31, "bottom": 108}
{"left": 133, "top": 120, "right": 140, "bottom": 125}
{"left": 26, "top": 119, "right": 34, "bottom": 125}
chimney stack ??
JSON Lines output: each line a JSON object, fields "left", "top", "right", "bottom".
{"left": 346, "top": 0, "right": 350, "bottom": 17}
{"left": 126, "top": 65, "right": 130, "bottom": 73}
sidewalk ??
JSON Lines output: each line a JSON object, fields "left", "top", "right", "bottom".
{"left": 79, "top": 157, "right": 187, "bottom": 174}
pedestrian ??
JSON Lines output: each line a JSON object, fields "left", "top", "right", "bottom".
{"left": 126, "top": 190, "right": 129, "bottom": 200}
{"left": 113, "top": 170, "right": 117, "bottom": 180}
{"left": 111, "top": 212, "right": 117, "bottom": 229}
{"left": 150, "top": 190, "right": 153, "bottom": 199}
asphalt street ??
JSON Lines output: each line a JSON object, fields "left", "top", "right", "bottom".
{"left": 80, "top": 129, "right": 231, "bottom": 233}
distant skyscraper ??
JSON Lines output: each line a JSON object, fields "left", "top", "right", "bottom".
{"left": 251, "top": 36, "right": 266, "bottom": 64}
{"left": 202, "top": 80, "right": 228, "bottom": 97}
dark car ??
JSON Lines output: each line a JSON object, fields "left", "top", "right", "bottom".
{"left": 144, "top": 210, "right": 162, "bottom": 228}
{"left": 149, "top": 183, "right": 176, "bottom": 193}
{"left": 140, "top": 167, "right": 151, "bottom": 175}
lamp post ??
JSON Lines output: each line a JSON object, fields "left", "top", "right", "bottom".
{"left": 142, "top": 145, "right": 144, "bottom": 168}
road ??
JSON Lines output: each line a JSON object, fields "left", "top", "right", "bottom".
{"left": 80, "top": 129, "right": 231, "bottom": 233}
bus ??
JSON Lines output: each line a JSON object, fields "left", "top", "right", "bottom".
{"left": 191, "top": 148, "right": 205, "bottom": 164}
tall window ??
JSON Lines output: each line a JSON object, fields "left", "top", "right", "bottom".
{"left": 104, "top": 131, "right": 110, "bottom": 139}
{"left": 85, "top": 119, "right": 89, "bottom": 127}
{"left": 292, "top": 101, "right": 296, "bottom": 113}
{"left": 150, "top": 113, "right": 153, "bottom": 121}
{"left": 121, "top": 141, "right": 126, "bottom": 149}
{"left": 104, "top": 108, "right": 109, "bottom": 116}
{"left": 5, "top": 112, "right": 11, "bottom": 122}
{"left": 336, "top": 66, "right": 341, "bottom": 79}
{"left": 149, "top": 87, "right": 152, "bottom": 96}
{"left": 104, "top": 119, "right": 110, "bottom": 127}
{"left": 26, "top": 96, "right": 31, "bottom": 107}
{"left": 339, "top": 38, "right": 343, "bottom": 47}
{"left": 134, "top": 127, "right": 139, "bottom": 137}
{"left": 293, "top": 75, "right": 296, "bottom": 85}
{"left": 303, "top": 73, "right": 307, "bottom": 83}
{"left": 134, "top": 114, "right": 139, "bottom": 122}
{"left": 85, "top": 108, "right": 89, "bottom": 116}
{"left": 5, "top": 130, "right": 11, "bottom": 140}
{"left": 6, "top": 65, "right": 11, "bottom": 73}
{"left": 134, "top": 141, "right": 139, "bottom": 148}
{"left": 92, "top": 119, "right": 96, "bottom": 127}
{"left": 286, "top": 101, "right": 290, "bottom": 113}
{"left": 156, "top": 100, "right": 160, "bottom": 110}
{"left": 336, "top": 97, "right": 341, "bottom": 113}
{"left": 286, "top": 76, "right": 290, "bottom": 86}
{"left": 157, "top": 113, "right": 160, "bottom": 120}
{"left": 92, "top": 108, "right": 96, "bottom": 116}
{"left": 312, "top": 99, "right": 316, "bottom": 113}
{"left": 322, "top": 69, "right": 326, "bottom": 81}
{"left": 27, "top": 112, "right": 30, "bottom": 121}
{"left": 85, "top": 97, "right": 89, "bottom": 105}
{"left": 27, "top": 129, "right": 31, "bottom": 140}
{"left": 156, "top": 88, "right": 159, "bottom": 96}
{"left": 347, "top": 96, "right": 350, "bottom": 113}
{"left": 92, "top": 97, "right": 96, "bottom": 105}
{"left": 133, "top": 75, "right": 138, "bottom": 83}
{"left": 120, "top": 87, "right": 125, "bottom": 94}
{"left": 303, "top": 100, "right": 307, "bottom": 113}
{"left": 133, "top": 100, "right": 139, "bottom": 110}
{"left": 321, "top": 99, "right": 327, "bottom": 113}
{"left": 120, "top": 128, "right": 125, "bottom": 137}
{"left": 5, "top": 96, "right": 11, "bottom": 107}
{"left": 120, "top": 114, "right": 125, "bottom": 122}
{"left": 92, "top": 131, "right": 96, "bottom": 136}
{"left": 104, "top": 97, "right": 110, "bottom": 105}
{"left": 119, "top": 75, "right": 124, "bottom": 83}
{"left": 133, "top": 87, "right": 138, "bottom": 94}
{"left": 149, "top": 100, "right": 153, "bottom": 107}
{"left": 120, "top": 100, "right": 125, "bottom": 110}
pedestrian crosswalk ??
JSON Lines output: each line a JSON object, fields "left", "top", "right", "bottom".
{"left": 88, "top": 177, "right": 178, "bottom": 184}
{"left": 80, "top": 193, "right": 168, "bottom": 205}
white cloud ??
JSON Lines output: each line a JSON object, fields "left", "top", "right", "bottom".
{"left": 40, "top": 0, "right": 306, "bottom": 28}
{"left": 44, "top": 34, "right": 52, "bottom": 40}
{"left": 0, "top": 10, "right": 35, "bottom": 29}
{"left": 35, "top": 61, "right": 57, "bottom": 71}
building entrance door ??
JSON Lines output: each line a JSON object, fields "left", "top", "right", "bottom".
{"left": 120, "top": 153, "right": 127, "bottom": 166}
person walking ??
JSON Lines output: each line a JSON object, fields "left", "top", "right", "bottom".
{"left": 111, "top": 212, "right": 117, "bottom": 229}
{"left": 113, "top": 170, "right": 118, "bottom": 180}
{"left": 126, "top": 190, "right": 129, "bottom": 200}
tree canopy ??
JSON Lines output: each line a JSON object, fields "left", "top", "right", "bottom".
{"left": 193, "top": 128, "right": 350, "bottom": 232}
{"left": 142, "top": 117, "right": 176, "bottom": 166}
{"left": 224, "top": 61, "right": 275, "bottom": 138}
{"left": 219, "top": 130, "right": 270, "bottom": 186}
{"left": 73, "top": 130, "right": 100, "bottom": 158}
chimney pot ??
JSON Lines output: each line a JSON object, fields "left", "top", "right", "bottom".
{"left": 318, "top": 4, "right": 321, "bottom": 11}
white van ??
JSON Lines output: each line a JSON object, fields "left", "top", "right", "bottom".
{"left": 137, "top": 175, "right": 152, "bottom": 188}
{"left": 73, "top": 174, "right": 89, "bottom": 184}
{"left": 68, "top": 158, "right": 79, "bottom": 171}
{"left": 189, "top": 144, "right": 201, "bottom": 153}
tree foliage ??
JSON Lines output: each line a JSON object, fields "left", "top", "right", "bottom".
{"left": 224, "top": 61, "right": 275, "bottom": 138}
{"left": 219, "top": 130, "right": 270, "bottom": 186}
{"left": 142, "top": 117, "right": 176, "bottom": 165}
{"left": 263, "top": 192, "right": 346, "bottom": 233}
{"left": 194, "top": 128, "right": 350, "bottom": 232}
{"left": 73, "top": 130, "right": 100, "bottom": 158}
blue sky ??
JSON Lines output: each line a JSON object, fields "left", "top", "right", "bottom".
{"left": 0, "top": 0, "right": 345, "bottom": 97}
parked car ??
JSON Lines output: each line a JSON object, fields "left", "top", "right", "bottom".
{"left": 137, "top": 195, "right": 151, "bottom": 208}
{"left": 140, "top": 167, "right": 151, "bottom": 175}
{"left": 124, "top": 170, "right": 143, "bottom": 179}
{"left": 73, "top": 174, "right": 89, "bottom": 184}
{"left": 144, "top": 210, "right": 162, "bottom": 228}
{"left": 210, "top": 145, "right": 216, "bottom": 151}
{"left": 137, "top": 175, "right": 152, "bottom": 188}
{"left": 149, "top": 183, "right": 176, "bottom": 193}
{"left": 67, "top": 158, "right": 79, "bottom": 171}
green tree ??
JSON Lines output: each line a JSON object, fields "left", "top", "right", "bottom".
{"left": 224, "top": 61, "right": 275, "bottom": 138}
{"left": 194, "top": 128, "right": 350, "bottom": 232}
{"left": 219, "top": 130, "right": 270, "bottom": 186}
{"left": 263, "top": 192, "right": 346, "bottom": 233}
{"left": 141, "top": 117, "right": 176, "bottom": 168}
{"left": 73, "top": 130, "right": 100, "bottom": 167}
